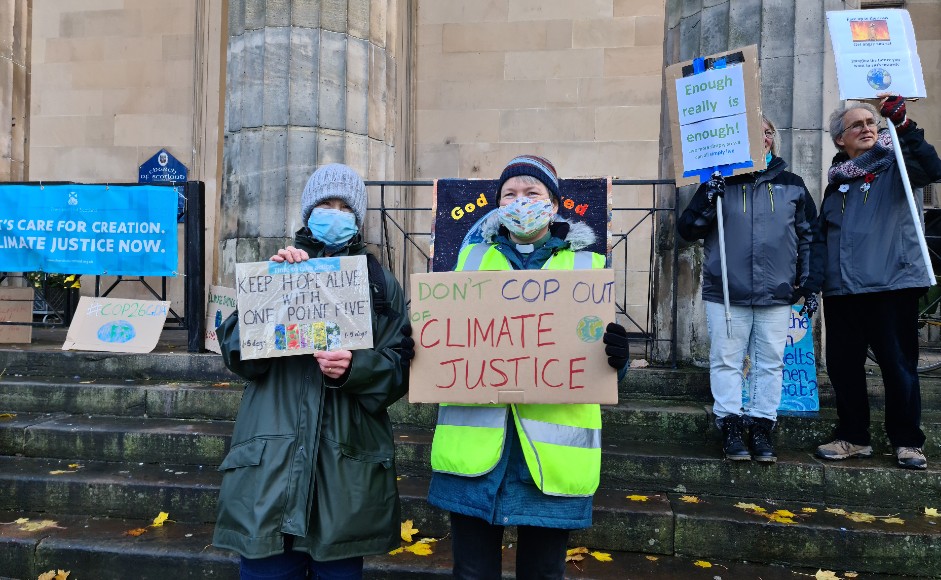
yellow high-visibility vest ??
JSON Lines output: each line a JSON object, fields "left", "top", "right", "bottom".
{"left": 430, "top": 242, "right": 605, "bottom": 497}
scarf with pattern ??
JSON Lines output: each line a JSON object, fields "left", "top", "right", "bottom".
{"left": 827, "top": 129, "right": 895, "bottom": 184}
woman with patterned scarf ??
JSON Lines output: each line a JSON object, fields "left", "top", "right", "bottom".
{"left": 815, "top": 96, "right": 941, "bottom": 470}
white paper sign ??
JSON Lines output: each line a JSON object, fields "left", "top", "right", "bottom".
{"left": 63, "top": 297, "right": 170, "bottom": 353}
{"left": 679, "top": 113, "right": 750, "bottom": 173}
{"left": 675, "top": 66, "right": 747, "bottom": 125}
{"left": 204, "top": 285, "right": 236, "bottom": 354}
{"left": 827, "top": 9, "right": 926, "bottom": 100}
{"left": 234, "top": 256, "right": 373, "bottom": 360}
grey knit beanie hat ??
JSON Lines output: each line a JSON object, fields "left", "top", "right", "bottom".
{"left": 300, "top": 164, "right": 367, "bottom": 227}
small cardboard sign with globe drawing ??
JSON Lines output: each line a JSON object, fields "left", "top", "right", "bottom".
{"left": 827, "top": 9, "right": 926, "bottom": 100}
{"left": 63, "top": 297, "right": 171, "bottom": 353}
{"left": 408, "top": 268, "right": 618, "bottom": 404}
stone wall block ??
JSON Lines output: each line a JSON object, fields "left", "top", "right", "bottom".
{"left": 346, "top": 37, "right": 369, "bottom": 135}
{"left": 791, "top": 51, "right": 823, "bottom": 131}
{"left": 237, "top": 128, "right": 264, "bottom": 237}
{"left": 368, "top": 135, "right": 386, "bottom": 180}
{"left": 229, "top": 0, "right": 246, "bottom": 36}
{"left": 677, "top": 12, "right": 702, "bottom": 61}
{"left": 11, "top": 62, "right": 26, "bottom": 161}
{"left": 243, "top": 0, "right": 266, "bottom": 30}
{"left": 289, "top": 27, "right": 320, "bottom": 127}
{"left": 263, "top": 27, "right": 291, "bottom": 127}
{"left": 292, "top": 0, "right": 321, "bottom": 28}
{"left": 349, "top": 0, "right": 370, "bottom": 39}
{"left": 241, "top": 29, "right": 265, "bottom": 129}
{"left": 572, "top": 18, "right": 635, "bottom": 49}
{"left": 793, "top": 0, "right": 824, "bottom": 58}
{"left": 219, "top": 133, "right": 242, "bottom": 239}
{"left": 508, "top": 0, "right": 612, "bottom": 22}
{"left": 235, "top": 236, "right": 262, "bottom": 265}
{"left": 266, "top": 0, "right": 291, "bottom": 27}
{"left": 727, "top": 0, "right": 761, "bottom": 49}
{"left": 760, "top": 0, "right": 794, "bottom": 58}
{"left": 226, "top": 36, "right": 244, "bottom": 133}
{"left": 321, "top": 0, "right": 348, "bottom": 34}
{"left": 0, "top": 58, "right": 11, "bottom": 158}
{"left": 258, "top": 127, "right": 289, "bottom": 237}
{"left": 286, "top": 126, "right": 318, "bottom": 231}
{"left": 345, "top": 132, "right": 370, "bottom": 176}
{"left": 603, "top": 46, "right": 663, "bottom": 77}
{"left": 385, "top": 51, "right": 397, "bottom": 146}
{"left": 317, "top": 128, "right": 346, "bottom": 165}
{"left": 319, "top": 31, "right": 348, "bottom": 131}
{"left": 760, "top": 55, "right": 794, "bottom": 130}
{"left": 367, "top": 43, "right": 387, "bottom": 140}
{"left": 369, "top": 0, "right": 387, "bottom": 48}
{"left": 698, "top": 2, "right": 729, "bottom": 55}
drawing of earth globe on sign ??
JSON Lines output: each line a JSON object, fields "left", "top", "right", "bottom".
{"left": 576, "top": 316, "right": 604, "bottom": 343}
{"left": 866, "top": 68, "right": 892, "bottom": 90}
{"left": 97, "top": 320, "right": 136, "bottom": 343}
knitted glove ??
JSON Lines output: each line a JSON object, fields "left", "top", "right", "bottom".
{"left": 880, "top": 95, "right": 909, "bottom": 130}
{"left": 705, "top": 171, "right": 726, "bottom": 207}
{"left": 602, "top": 322, "right": 629, "bottom": 370}
{"left": 394, "top": 324, "right": 415, "bottom": 367}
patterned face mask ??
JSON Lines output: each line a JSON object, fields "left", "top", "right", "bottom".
{"left": 497, "top": 198, "right": 554, "bottom": 239}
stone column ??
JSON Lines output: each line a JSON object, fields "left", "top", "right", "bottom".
{"left": 651, "top": 0, "right": 854, "bottom": 364}
{"left": 0, "top": 0, "right": 29, "bottom": 182}
{"left": 219, "top": 0, "right": 403, "bottom": 281}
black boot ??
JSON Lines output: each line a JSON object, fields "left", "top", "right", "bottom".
{"left": 719, "top": 415, "right": 750, "bottom": 461}
{"left": 749, "top": 417, "right": 777, "bottom": 463}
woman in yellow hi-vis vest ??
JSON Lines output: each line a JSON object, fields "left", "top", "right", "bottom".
{"left": 426, "top": 156, "right": 630, "bottom": 579}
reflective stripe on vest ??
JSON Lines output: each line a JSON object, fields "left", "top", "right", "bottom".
{"left": 459, "top": 243, "right": 493, "bottom": 271}
{"left": 431, "top": 405, "right": 508, "bottom": 477}
{"left": 518, "top": 417, "right": 601, "bottom": 449}
{"left": 457, "top": 244, "right": 600, "bottom": 271}
{"left": 437, "top": 404, "right": 506, "bottom": 429}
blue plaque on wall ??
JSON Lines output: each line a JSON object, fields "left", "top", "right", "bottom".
{"left": 139, "top": 148, "right": 187, "bottom": 222}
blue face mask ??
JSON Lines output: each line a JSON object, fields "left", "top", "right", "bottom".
{"left": 307, "top": 208, "right": 358, "bottom": 250}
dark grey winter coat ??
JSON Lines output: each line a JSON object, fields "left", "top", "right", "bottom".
{"left": 677, "top": 156, "right": 816, "bottom": 306}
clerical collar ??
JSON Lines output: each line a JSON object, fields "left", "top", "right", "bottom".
{"left": 515, "top": 231, "right": 551, "bottom": 254}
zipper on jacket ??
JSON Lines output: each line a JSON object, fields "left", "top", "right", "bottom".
{"left": 766, "top": 183, "right": 774, "bottom": 212}
{"left": 742, "top": 185, "right": 746, "bottom": 213}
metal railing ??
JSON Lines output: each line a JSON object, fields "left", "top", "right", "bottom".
{"left": 364, "top": 179, "right": 679, "bottom": 366}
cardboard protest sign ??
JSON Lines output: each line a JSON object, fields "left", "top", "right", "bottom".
{"left": 431, "top": 178, "right": 612, "bottom": 272}
{"left": 204, "top": 285, "right": 236, "bottom": 354}
{"left": 827, "top": 9, "right": 926, "bottom": 100}
{"left": 0, "top": 288, "right": 34, "bottom": 344}
{"left": 666, "top": 45, "right": 765, "bottom": 187}
{"left": 0, "top": 184, "right": 178, "bottom": 276}
{"left": 742, "top": 305, "right": 819, "bottom": 412}
{"left": 408, "top": 268, "right": 618, "bottom": 404}
{"left": 234, "top": 256, "right": 373, "bottom": 361}
{"left": 63, "top": 297, "right": 170, "bottom": 353}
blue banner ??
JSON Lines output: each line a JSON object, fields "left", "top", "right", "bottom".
{"left": 0, "top": 184, "right": 178, "bottom": 276}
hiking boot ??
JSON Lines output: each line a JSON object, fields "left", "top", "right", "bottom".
{"left": 815, "top": 439, "right": 873, "bottom": 461}
{"left": 895, "top": 447, "right": 927, "bottom": 470}
{"left": 748, "top": 417, "right": 777, "bottom": 463}
{"left": 719, "top": 415, "right": 751, "bottom": 461}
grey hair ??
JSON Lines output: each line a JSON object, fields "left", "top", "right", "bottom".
{"left": 761, "top": 115, "right": 781, "bottom": 157}
{"left": 828, "top": 102, "right": 879, "bottom": 150}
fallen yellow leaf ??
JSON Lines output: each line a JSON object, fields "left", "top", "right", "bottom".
{"left": 802, "top": 507, "right": 818, "bottom": 513}
{"left": 925, "top": 507, "right": 940, "bottom": 517}
{"left": 845, "top": 573, "right": 859, "bottom": 578}
{"left": 18, "top": 519, "right": 62, "bottom": 532}
{"left": 37, "top": 570, "right": 70, "bottom": 580}
{"left": 625, "top": 494, "right": 650, "bottom": 501}
{"left": 212, "top": 382, "right": 231, "bottom": 387}
{"left": 151, "top": 512, "right": 171, "bottom": 527}
{"left": 679, "top": 495, "right": 701, "bottom": 503}
{"left": 400, "top": 520, "right": 419, "bottom": 543}
{"left": 14, "top": 518, "right": 28, "bottom": 524}
{"left": 0, "top": 413, "right": 15, "bottom": 420}
{"left": 388, "top": 547, "right": 404, "bottom": 555}
{"left": 126, "top": 528, "right": 148, "bottom": 537}
{"left": 48, "top": 470, "right": 77, "bottom": 475}
{"left": 884, "top": 517, "right": 905, "bottom": 525}
{"left": 768, "top": 514, "right": 796, "bottom": 524}
{"left": 815, "top": 570, "right": 839, "bottom": 580}
{"left": 404, "top": 542, "right": 433, "bottom": 556}
{"left": 734, "top": 502, "right": 761, "bottom": 511}
{"left": 693, "top": 560, "right": 712, "bottom": 568}
{"left": 590, "top": 551, "right": 612, "bottom": 562}
{"left": 846, "top": 512, "right": 876, "bottom": 523}
{"left": 825, "top": 508, "right": 847, "bottom": 515}
{"left": 773, "top": 509, "right": 796, "bottom": 518}
{"left": 565, "top": 547, "right": 588, "bottom": 562}
{"left": 645, "top": 555, "right": 659, "bottom": 561}
{"left": 67, "top": 464, "right": 81, "bottom": 469}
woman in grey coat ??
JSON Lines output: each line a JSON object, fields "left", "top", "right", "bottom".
{"left": 815, "top": 96, "right": 941, "bottom": 470}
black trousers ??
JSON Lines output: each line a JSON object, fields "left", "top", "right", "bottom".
{"left": 450, "top": 512, "right": 570, "bottom": 580}
{"left": 823, "top": 289, "right": 926, "bottom": 448}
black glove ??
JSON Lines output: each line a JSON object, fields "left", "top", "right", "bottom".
{"left": 880, "top": 95, "right": 908, "bottom": 128}
{"left": 602, "top": 322, "right": 629, "bottom": 370}
{"left": 705, "top": 171, "right": 726, "bottom": 207}
{"left": 799, "top": 291, "right": 819, "bottom": 319}
{"left": 394, "top": 324, "right": 415, "bottom": 366}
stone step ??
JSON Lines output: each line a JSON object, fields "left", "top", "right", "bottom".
{"left": 0, "top": 377, "right": 241, "bottom": 420}
{"left": 0, "top": 509, "right": 903, "bottom": 580}
{"left": 0, "top": 456, "right": 220, "bottom": 524}
{"left": 393, "top": 429, "right": 941, "bottom": 511}
{"left": 0, "top": 412, "right": 232, "bottom": 466}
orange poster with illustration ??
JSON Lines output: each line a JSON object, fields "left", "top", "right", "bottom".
{"left": 850, "top": 19, "right": 890, "bottom": 42}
